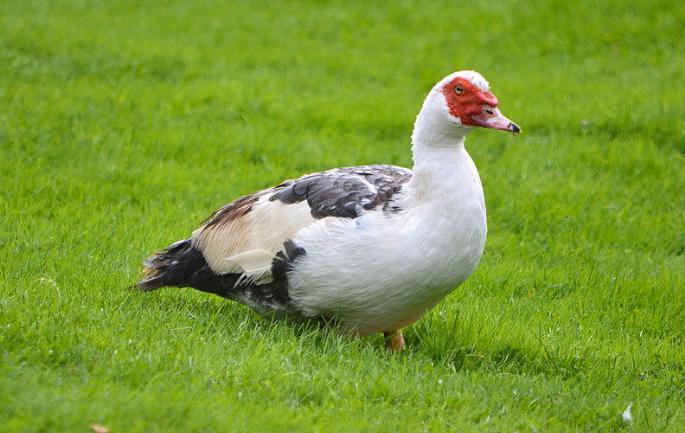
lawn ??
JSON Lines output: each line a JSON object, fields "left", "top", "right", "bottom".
{"left": 1, "top": 0, "right": 683, "bottom": 432}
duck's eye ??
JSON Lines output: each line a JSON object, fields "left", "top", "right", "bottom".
{"left": 454, "top": 86, "right": 464, "bottom": 95}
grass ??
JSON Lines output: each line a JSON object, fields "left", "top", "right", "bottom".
{"left": 1, "top": 0, "right": 683, "bottom": 431}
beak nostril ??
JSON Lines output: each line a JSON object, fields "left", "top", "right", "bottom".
{"left": 484, "top": 109, "right": 494, "bottom": 115}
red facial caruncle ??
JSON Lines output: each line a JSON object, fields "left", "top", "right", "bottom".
{"left": 441, "top": 77, "right": 520, "bottom": 134}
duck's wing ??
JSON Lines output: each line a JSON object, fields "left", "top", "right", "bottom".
{"left": 192, "top": 164, "right": 412, "bottom": 282}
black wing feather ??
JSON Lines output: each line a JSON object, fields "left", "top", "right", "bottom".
{"left": 269, "top": 165, "right": 411, "bottom": 219}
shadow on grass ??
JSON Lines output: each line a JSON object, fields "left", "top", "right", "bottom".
{"left": 406, "top": 312, "right": 587, "bottom": 379}
{"left": 129, "top": 287, "right": 360, "bottom": 350}
{"left": 128, "top": 287, "right": 588, "bottom": 378}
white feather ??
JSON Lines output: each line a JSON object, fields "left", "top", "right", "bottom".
{"left": 622, "top": 404, "right": 633, "bottom": 424}
{"left": 192, "top": 197, "right": 315, "bottom": 277}
{"left": 224, "top": 250, "right": 275, "bottom": 285}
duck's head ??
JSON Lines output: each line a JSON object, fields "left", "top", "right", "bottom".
{"left": 414, "top": 70, "right": 520, "bottom": 144}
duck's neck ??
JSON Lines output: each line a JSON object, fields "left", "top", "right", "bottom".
{"left": 407, "top": 99, "right": 472, "bottom": 202}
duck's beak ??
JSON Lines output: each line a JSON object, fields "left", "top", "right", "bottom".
{"left": 471, "top": 106, "right": 520, "bottom": 134}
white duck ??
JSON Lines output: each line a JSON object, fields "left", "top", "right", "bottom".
{"left": 136, "top": 70, "right": 519, "bottom": 351}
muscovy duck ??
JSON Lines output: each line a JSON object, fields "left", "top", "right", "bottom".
{"left": 136, "top": 70, "right": 520, "bottom": 351}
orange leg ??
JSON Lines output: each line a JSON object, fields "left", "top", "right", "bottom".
{"left": 383, "top": 329, "right": 405, "bottom": 352}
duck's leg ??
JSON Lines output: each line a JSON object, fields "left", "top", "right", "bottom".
{"left": 383, "top": 329, "right": 405, "bottom": 352}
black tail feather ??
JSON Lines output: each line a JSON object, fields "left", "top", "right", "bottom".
{"left": 135, "top": 239, "right": 207, "bottom": 291}
{"left": 135, "top": 238, "right": 301, "bottom": 314}
{"left": 135, "top": 238, "right": 242, "bottom": 298}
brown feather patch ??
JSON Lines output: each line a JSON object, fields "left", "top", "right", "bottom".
{"left": 203, "top": 193, "right": 262, "bottom": 228}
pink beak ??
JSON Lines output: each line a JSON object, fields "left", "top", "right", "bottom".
{"left": 471, "top": 106, "right": 520, "bottom": 134}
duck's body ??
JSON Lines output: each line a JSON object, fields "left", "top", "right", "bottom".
{"left": 136, "top": 70, "right": 518, "bottom": 349}
{"left": 289, "top": 149, "right": 486, "bottom": 336}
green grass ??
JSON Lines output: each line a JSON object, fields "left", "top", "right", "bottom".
{"left": 1, "top": 0, "right": 683, "bottom": 432}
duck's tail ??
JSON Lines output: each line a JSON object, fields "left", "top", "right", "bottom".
{"left": 134, "top": 238, "right": 303, "bottom": 315}
{"left": 135, "top": 238, "right": 206, "bottom": 291}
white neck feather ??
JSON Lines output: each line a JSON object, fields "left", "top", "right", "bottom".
{"left": 407, "top": 90, "right": 473, "bottom": 202}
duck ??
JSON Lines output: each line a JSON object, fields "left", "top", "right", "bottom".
{"left": 135, "top": 70, "right": 519, "bottom": 351}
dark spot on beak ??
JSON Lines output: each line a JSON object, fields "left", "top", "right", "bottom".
{"left": 509, "top": 122, "right": 521, "bottom": 134}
